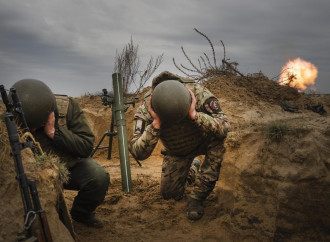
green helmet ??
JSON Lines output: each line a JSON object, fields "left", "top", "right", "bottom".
{"left": 151, "top": 80, "right": 191, "bottom": 124}
{"left": 12, "top": 79, "right": 56, "bottom": 129}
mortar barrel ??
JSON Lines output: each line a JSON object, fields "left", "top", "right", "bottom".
{"left": 112, "top": 73, "right": 132, "bottom": 193}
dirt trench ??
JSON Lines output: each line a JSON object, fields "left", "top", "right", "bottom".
{"left": 72, "top": 76, "right": 330, "bottom": 241}
{"left": 1, "top": 75, "right": 330, "bottom": 241}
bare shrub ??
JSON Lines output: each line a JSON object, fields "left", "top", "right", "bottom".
{"left": 173, "top": 28, "right": 247, "bottom": 83}
{"left": 114, "top": 37, "right": 163, "bottom": 94}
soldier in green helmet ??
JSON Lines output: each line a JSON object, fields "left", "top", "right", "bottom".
{"left": 129, "top": 71, "right": 230, "bottom": 220}
{"left": 12, "top": 79, "right": 110, "bottom": 228}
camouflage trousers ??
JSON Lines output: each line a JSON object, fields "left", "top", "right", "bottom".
{"left": 160, "top": 138, "right": 225, "bottom": 201}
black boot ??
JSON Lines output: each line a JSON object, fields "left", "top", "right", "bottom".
{"left": 186, "top": 197, "right": 204, "bottom": 220}
{"left": 70, "top": 210, "right": 103, "bottom": 228}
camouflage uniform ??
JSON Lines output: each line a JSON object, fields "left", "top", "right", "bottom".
{"left": 34, "top": 95, "right": 110, "bottom": 216}
{"left": 130, "top": 71, "right": 230, "bottom": 201}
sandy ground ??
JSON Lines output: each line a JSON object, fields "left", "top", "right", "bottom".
{"left": 66, "top": 76, "right": 330, "bottom": 242}
{"left": 1, "top": 75, "right": 329, "bottom": 242}
{"left": 66, "top": 153, "right": 239, "bottom": 242}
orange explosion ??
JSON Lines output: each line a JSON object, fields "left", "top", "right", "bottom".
{"left": 279, "top": 58, "right": 318, "bottom": 91}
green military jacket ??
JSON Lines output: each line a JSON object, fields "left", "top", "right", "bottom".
{"left": 129, "top": 71, "right": 230, "bottom": 160}
{"left": 34, "top": 95, "right": 95, "bottom": 167}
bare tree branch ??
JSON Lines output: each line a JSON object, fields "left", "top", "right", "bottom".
{"left": 114, "top": 37, "right": 163, "bottom": 93}
{"left": 194, "top": 28, "right": 216, "bottom": 67}
{"left": 181, "top": 64, "right": 197, "bottom": 73}
{"left": 173, "top": 28, "right": 248, "bottom": 82}
{"left": 220, "top": 40, "right": 226, "bottom": 61}
{"left": 203, "top": 53, "right": 213, "bottom": 69}
{"left": 173, "top": 58, "right": 192, "bottom": 77}
{"left": 181, "top": 46, "right": 203, "bottom": 74}
{"left": 200, "top": 56, "right": 208, "bottom": 70}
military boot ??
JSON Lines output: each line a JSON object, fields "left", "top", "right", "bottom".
{"left": 186, "top": 197, "right": 204, "bottom": 220}
{"left": 186, "top": 158, "right": 201, "bottom": 185}
{"left": 70, "top": 210, "right": 103, "bottom": 228}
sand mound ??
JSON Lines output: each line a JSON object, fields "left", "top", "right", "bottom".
{"left": 0, "top": 118, "right": 74, "bottom": 242}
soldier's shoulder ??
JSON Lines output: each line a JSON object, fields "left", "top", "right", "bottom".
{"left": 180, "top": 77, "right": 195, "bottom": 84}
{"left": 55, "top": 94, "right": 76, "bottom": 104}
{"left": 134, "top": 93, "right": 151, "bottom": 120}
{"left": 183, "top": 81, "right": 204, "bottom": 93}
{"left": 55, "top": 94, "right": 70, "bottom": 115}
{"left": 196, "top": 83, "right": 209, "bottom": 92}
{"left": 55, "top": 94, "right": 69, "bottom": 100}
{"left": 144, "top": 89, "right": 152, "bottom": 99}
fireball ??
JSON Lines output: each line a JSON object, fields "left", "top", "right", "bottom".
{"left": 279, "top": 58, "right": 318, "bottom": 91}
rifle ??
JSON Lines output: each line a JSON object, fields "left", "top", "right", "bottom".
{"left": 1, "top": 85, "right": 43, "bottom": 154}
{"left": 1, "top": 85, "right": 53, "bottom": 242}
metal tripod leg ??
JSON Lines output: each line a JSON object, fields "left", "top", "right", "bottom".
{"left": 107, "top": 115, "right": 115, "bottom": 160}
{"left": 91, "top": 98, "right": 143, "bottom": 167}
{"left": 90, "top": 128, "right": 117, "bottom": 158}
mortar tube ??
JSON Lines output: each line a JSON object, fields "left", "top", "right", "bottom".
{"left": 112, "top": 73, "right": 133, "bottom": 193}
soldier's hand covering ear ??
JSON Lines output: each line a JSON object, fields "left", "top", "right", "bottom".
{"left": 44, "top": 112, "right": 55, "bottom": 139}
{"left": 187, "top": 88, "right": 197, "bottom": 120}
{"left": 148, "top": 94, "right": 161, "bottom": 129}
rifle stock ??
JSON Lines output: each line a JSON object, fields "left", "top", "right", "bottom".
{"left": 29, "top": 180, "right": 53, "bottom": 242}
{"left": 30, "top": 212, "right": 53, "bottom": 242}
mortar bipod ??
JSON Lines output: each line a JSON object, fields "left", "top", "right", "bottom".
{"left": 90, "top": 88, "right": 142, "bottom": 167}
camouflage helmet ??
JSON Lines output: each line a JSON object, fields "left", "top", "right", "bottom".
{"left": 11, "top": 79, "right": 56, "bottom": 129}
{"left": 151, "top": 80, "right": 191, "bottom": 124}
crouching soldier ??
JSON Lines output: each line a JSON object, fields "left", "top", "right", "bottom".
{"left": 12, "top": 79, "right": 110, "bottom": 228}
{"left": 129, "top": 71, "right": 230, "bottom": 220}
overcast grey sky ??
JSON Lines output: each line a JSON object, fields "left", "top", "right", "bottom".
{"left": 1, "top": 0, "right": 329, "bottom": 96}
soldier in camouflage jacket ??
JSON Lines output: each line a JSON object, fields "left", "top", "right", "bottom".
{"left": 129, "top": 71, "right": 230, "bottom": 220}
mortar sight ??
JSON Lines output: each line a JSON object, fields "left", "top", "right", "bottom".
{"left": 100, "top": 88, "right": 114, "bottom": 107}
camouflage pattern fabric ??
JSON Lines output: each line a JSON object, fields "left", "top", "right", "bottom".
{"left": 161, "top": 138, "right": 225, "bottom": 201}
{"left": 151, "top": 70, "right": 193, "bottom": 88}
{"left": 129, "top": 71, "right": 230, "bottom": 201}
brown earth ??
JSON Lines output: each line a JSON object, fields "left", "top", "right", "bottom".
{"left": 1, "top": 75, "right": 330, "bottom": 242}
{"left": 0, "top": 121, "right": 74, "bottom": 242}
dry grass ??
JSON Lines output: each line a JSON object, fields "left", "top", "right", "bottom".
{"left": 266, "top": 121, "right": 289, "bottom": 141}
{"left": 35, "top": 152, "right": 69, "bottom": 184}
{"left": 1, "top": 116, "right": 69, "bottom": 184}
{"left": 0, "top": 118, "right": 11, "bottom": 165}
